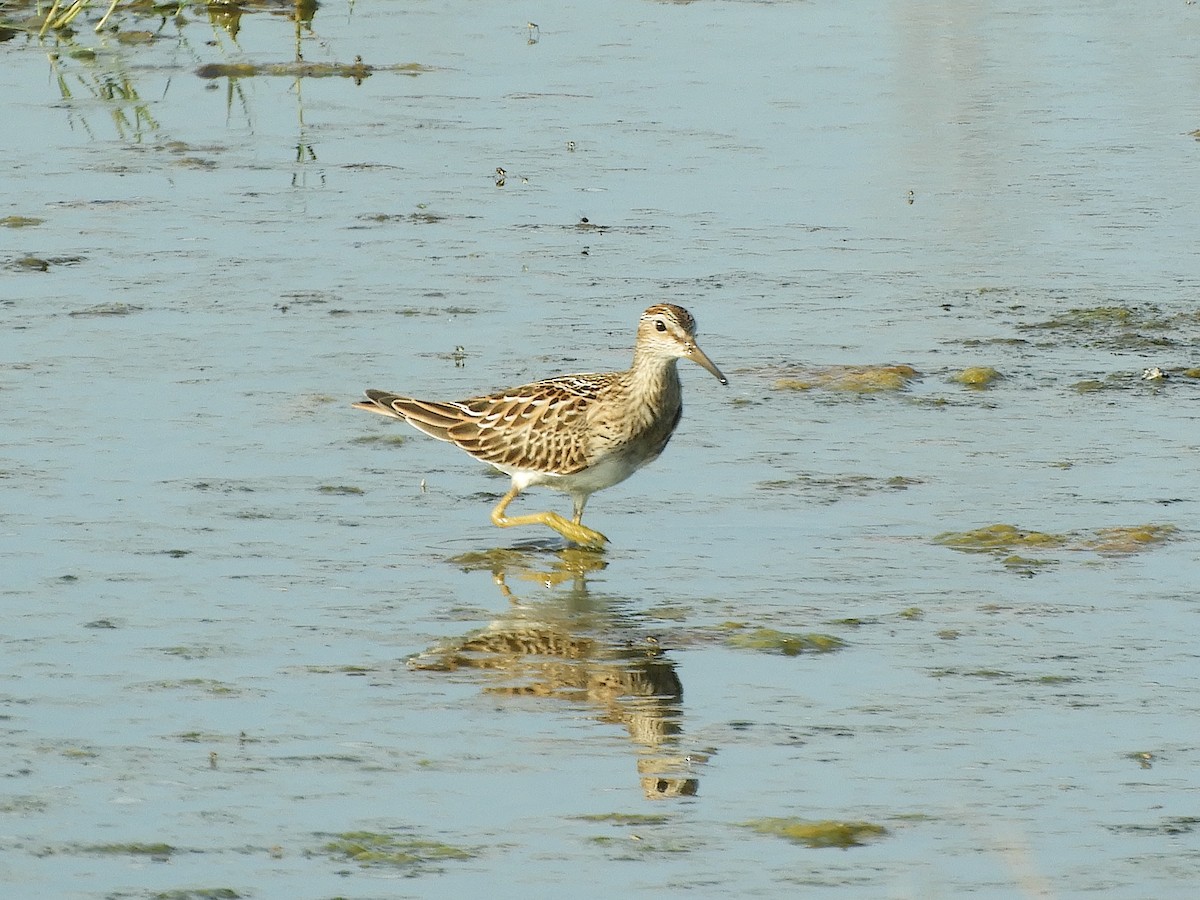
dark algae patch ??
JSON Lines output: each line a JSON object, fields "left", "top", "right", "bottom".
{"left": 317, "top": 484, "right": 365, "bottom": 495}
{"left": 721, "top": 624, "right": 845, "bottom": 656}
{"left": 756, "top": 473, "right": 922, "bottom": 504}
{"left": 318, "top": 830, "right": 477, "bottom": 871}
{"left": 350, "top": 433, "right": 407, "bottom": 446}
{"left": 575, "top": 813, "right": 672, "bottom": 826}
{"left": 743, "top": 817, "right": 887, "bottom": 849}
{"left": 196, "top": 61, "right": 432, "bottom": 80}
{"left": 1108, "top": 816, "right": 1200, "bottom": 836}
{"left": 78, "top": 842, "right": 175, "bottom": 856}
{"left": 1019, "top": 303, "right": 1193, "bottom": 351}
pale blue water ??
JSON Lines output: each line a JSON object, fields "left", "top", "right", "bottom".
{"left": 3, "top": 1, "right": 1200, "bottom": 897}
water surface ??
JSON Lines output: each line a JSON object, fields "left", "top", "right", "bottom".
{"left": 3, "top": 1, "right": 1200, "bottom": 897}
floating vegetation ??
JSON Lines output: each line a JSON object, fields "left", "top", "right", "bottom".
{"left": 576, "top": 813, "right": 672, "bottom": 826}
{"left": 1072, "top": 368, "right": 1200, "bottom": 392}
{"left": 160, "top": 645, "right": 225, "bottom": 660}
{"left": 60, "top": 746, "right": 100, "bottom": 759}
{"left": 1001, "top": 554, "right": 1058, "bottom": 575}
{"left": 755, "top": 473, "right": 922, "bottom": 504}
{"left": 68, "top": 302, "right": 141, "bottom": 316}
{"left": 931, "top": 668, "right": 1026, "bottom": 682}
{"left": 1107, "top": 816, "right": 1200, "bottom": 836}
{"left": 774, "top": 364, "right": 918, "bottom": 393}
{"left": 395, "top": 305, "right": 480, "bottom": 317}
{"left": 937, "top": 668, "right": 1031, "bottom": 682}
{"left": 1125, "top": 751, "right": 1155, "bottom": 769}
{"left": 933, "top": 524, "right": 1067, "bottom": 553}
{"left": 318, "top": 830, "right": 477, "bottom": 870}
{"left": 951, "top": 366, "right": 1001, "bottom": 388}
{"left": 721, "top": 624, "right": 845, "bottom": 656}
{"left": 348, "top": 436, "right": 408, "bottom": 448}
{"left": 195, "top": 61, "right": 432, "bottom": 81}
{"left": 934, "top": 522, "right": 1179, "bottom": 564}
{"left": 9, "top": 255, "right": 49, "bottom": 271}
{"left": 115, "top": 29, "right": 154, "bottom": 45}
{"left": 298, "top": 664, "right": 376, "bottom": 675}
{"left": 585, "top": 831, "right": 697, "bottom": 854}
{"left": 78, "top": 842, "right": 175, "bottom": 856}
{"left": 930, "top": 670, "right": 1080, "bottom": 686}
{"left": 1020, "top": 304, "right": 1186, "bottom": 351}
{"left": 0, "top": 216, "right": 44, "bottom": 228}
{"left": 1029, "top": 306, "right": 1135, "bottom": 329}
{"left": 190, "top": 480, "right": 255, "bottom": 494}
{"left": 742, "top": 817, "right": 887, "bottom": 849}
{"left": 150, "top": 890, "right": 242, "bottom": 900}
{"left": 359, "top": 210, "right": 453, "bottom": 225}
{"left": 143, "top": 678, "right": 240, "bottom": 696}
{"left": 0, "top": 796, "right": 50, "bottom": 814}
{"left": 317, "top": 484, "right": 364, "bottom": 495}
{"left": 1036, "top": 674, "right": 1080, "bottom": 685}
{"left": 174, "top": 731, "right": 234, "bottom": 743}
{"left": 1078, "top": 524, "right": 1178, "bottom": 554}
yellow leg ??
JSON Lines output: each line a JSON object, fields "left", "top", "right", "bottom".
{"left": 490, "top": 486, "right": 608, "bottom": 548}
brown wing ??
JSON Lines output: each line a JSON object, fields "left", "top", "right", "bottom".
{"left": 353, "top": 390, "right": 468, "bottom": 441}
{"left": 354, "top": 378, "right": 606, "bottom": 474}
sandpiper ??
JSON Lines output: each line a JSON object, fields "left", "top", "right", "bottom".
{"left": 353, "top": 304, "right": 726, "bottom": 548}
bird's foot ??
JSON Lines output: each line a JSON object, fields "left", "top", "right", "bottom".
{"left": 492, "top": 509, "right": 607, "bottom": 549}
{"left": 544, "top": 514, "right": 608, "bottom": 550}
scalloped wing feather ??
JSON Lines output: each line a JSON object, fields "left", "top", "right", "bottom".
{"left": 359, "top": 378, "right": 610, "bottom": 475}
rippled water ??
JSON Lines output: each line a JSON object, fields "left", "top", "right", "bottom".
{"left": 3, "top": 1, "right": 1200, "bottom": 897}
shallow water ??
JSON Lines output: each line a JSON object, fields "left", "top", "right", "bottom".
{"left": 3, "top": 0, "right": 1200, "bottom": 897}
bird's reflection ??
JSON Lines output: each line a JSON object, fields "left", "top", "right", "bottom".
{"left": 408, "top": 544, "right": 705, "bottom": 798}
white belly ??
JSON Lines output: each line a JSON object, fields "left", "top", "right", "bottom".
{"left": 500, "top": 449, "right": 654, "bottom": 496}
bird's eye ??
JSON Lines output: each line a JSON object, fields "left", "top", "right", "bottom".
{"left": 655, "top": 320, "right": 667, "bottom": 332}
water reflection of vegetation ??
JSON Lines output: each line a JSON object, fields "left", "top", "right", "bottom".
{"left": 413, "top": 547, "right": 704, "bottom": 799}
{"left": 5, "top": 0, "right": 422, "bottom": 152}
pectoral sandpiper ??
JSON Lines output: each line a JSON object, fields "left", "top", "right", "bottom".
{"left": 353, "top": 303, "right": 727, "bottom": 548}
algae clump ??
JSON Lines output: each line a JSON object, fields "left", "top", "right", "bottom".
{"left": 774, "top": 364, "right": 918, "bottom": 393}
{"left": 933, "top": 524, "right": 1066, "bottom": 553}
{"left": 723, "top": 625, "right": 845, "bottom": 656}
{"left": 743, "top": 817, "right": 887, "bottom": 848}
{"left": 321, "top": 831, "right": 476, "bottom": 869}
{"left": 952, "top": 366, "right": 1001, "bottom": 388}
{"left": 1081, "top": 524, "right": 1177, "bottom": 554}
